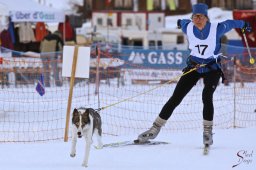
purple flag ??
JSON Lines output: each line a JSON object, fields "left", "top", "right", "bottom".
{"left": 36, "top": 74, "right": 45, "bottom": 96}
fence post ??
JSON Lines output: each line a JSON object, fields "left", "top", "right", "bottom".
{"left": 64, "top": 46, "right": 79, "bottom": 142}
{"left": 233, "top": 56, "right": 237, "bottom": 128}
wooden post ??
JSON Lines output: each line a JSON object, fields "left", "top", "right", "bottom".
{"left": 64, "top": 46, "right": 79, "bottom": 142}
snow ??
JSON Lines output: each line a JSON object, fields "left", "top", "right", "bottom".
{"left": 0, "top": 127, "right": 255, "bottom": 170}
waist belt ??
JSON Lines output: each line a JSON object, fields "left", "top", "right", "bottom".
{"left": 183, "top": 56, "right": 226, "bottom": 83}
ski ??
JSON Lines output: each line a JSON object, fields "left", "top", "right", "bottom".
{"left": 102, "top": 141, "right": 131, "bottom": 148}
{"left": 203, "top": 144, "right": 209, "bottom": 155}
{"left": 102, "top": 140, "right": 169, "bottom": 148}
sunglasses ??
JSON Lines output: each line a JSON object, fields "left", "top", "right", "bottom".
{"left": 192, "top": 15, "right": 206, "bottom": 20}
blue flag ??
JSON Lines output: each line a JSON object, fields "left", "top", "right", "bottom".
{"left": 36, "top": 74, "right": 45, "bottom": 96}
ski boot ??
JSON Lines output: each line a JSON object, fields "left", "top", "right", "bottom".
{"left": 135, "top": 116, "right": 167, "bottom": 144}
{"left": 203, "top": 120, "right": 213, "bottom": 146}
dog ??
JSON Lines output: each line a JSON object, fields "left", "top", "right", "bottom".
{"left": 70, "top": 107, "right": 103, "bottom": 167}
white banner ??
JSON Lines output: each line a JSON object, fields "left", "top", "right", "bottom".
{"left": 10, "top": 10, "right": 65, "bottom": 22}
{"left": 126, "top": 69, "right": 182, "bottom": 80}
{"left": 90, "top": 58, "right": 124, "bottom": 69}
{"left": 62, "top": 46, "right": 91, "bottom": 78}
{"left": 0, "top": 57, "right": 43, "bottom": 68}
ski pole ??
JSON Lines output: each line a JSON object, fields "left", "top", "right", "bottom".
{"left": 242, "top": 32, "right": 255, "bottom": 64}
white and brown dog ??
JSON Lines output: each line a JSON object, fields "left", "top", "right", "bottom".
{"left": 70, "top": 107, "right": 103, "bottom": 167}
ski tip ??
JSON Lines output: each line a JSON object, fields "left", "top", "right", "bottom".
{"left": 133, "top": 139, "right": 150, "bottom": 144}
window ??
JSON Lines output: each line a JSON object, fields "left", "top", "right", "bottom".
{"left": 115, "top": 0, "right": 123, "bottom": 8}
{"left": 107, "top": 18, "right": 113, "bottom": 26}
{"left": 124, "top": 0, "right": 132, "bottom": 8}
{"left": 126, "top": 18, "right": 132, "bottom": 26}
{"left": 158, "top": 17, "right": 162, "bottom": 22}
{"left": 153, "top": 0, "right": 161, "bottom": 10}
{"left": 97, "top": 18, "right": 103, "bottom": 26}
{"left": 86, "top": 0, "right": 92, "bottom": 8}
{"left": 114, "top": 0, "right": 132, "bottom": 9}
{"left": 177, "top": 35, "right": 184, "bottom": 44}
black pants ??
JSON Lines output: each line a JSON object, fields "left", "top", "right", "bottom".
{"left": 159, "top": 70, "right": 221, "bottom": 121}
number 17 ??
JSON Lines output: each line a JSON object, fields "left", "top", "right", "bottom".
{"left": 195, "top": 45, "right": 208, "bottom": 55}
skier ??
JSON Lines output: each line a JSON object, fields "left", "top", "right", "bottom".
{"left": 136, "top": 3, "right": 252, "bottom": 147}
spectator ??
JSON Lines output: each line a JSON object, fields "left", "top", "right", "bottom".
{"left": 58, "top": 15, "right": 75, "bottom": 42}
{"left": 0, "top": 29, "right": 14, "bottom": 50}
{"left": 40, "top": 31, "right": 64, "bottom": 87}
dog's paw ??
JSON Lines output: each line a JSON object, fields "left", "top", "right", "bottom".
{"left": 82, "top": 163, "right": 88, "bottom": 167}
{"left": 70, "top": 153, "right": 76, "bottom": 157}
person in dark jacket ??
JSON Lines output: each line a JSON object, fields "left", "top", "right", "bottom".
{"left": 0, "top": 29, "right": 14, "bottom": 50}
{"left": 40, "top": 31, "right": 64, "bottom": 87}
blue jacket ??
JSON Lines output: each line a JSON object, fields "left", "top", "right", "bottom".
{"left": 180, "top": 19, "right": 245, "bottom": 73}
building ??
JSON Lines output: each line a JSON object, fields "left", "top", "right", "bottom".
{"left": 81, "top": 0, "right": 253, "bottom": 20}
{"left": 76, "top": 0, "right": 254, "bottom": 48}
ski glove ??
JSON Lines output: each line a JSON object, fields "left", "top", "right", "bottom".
{"left": 177, "top": 19, "right": 181, "bottom": 29}
{"left": 241, "top": 22, "right": 252, "bottom": 33}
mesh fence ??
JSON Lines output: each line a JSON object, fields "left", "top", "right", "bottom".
{"left": 0, "top": 43, "right": 256, "bottom": 142}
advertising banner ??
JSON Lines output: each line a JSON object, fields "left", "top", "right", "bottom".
{"left": 10, "top": 10, "right": 65, "bottom": 22}
{"left": 120, "top": 49, "right": 189, "bottom": 69}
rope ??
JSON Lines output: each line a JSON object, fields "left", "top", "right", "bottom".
{"left": 96, "top": 64, "right": 206, "bottom": 112}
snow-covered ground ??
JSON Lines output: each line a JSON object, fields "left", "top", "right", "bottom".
{"left": 1, "top": 80, "right": 255, "bottom": 170}
{"left": 0, "top": 127, "right": 255, "bottom": 170}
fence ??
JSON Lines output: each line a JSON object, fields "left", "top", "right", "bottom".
{"left": 0, "top": 44, "right": 256, "bottom": 142}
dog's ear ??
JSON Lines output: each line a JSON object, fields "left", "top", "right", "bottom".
{"left": 73, "top": 108, "right": 79, "bottom": 116}
{"left": 84, "top": 109, "right": 90, "bottom": 117}
{"left": 81, "top": 109, "right": 90, "bottom": 120}
{"left": 81, "top": 109, "right": 90, "bottom": 126}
